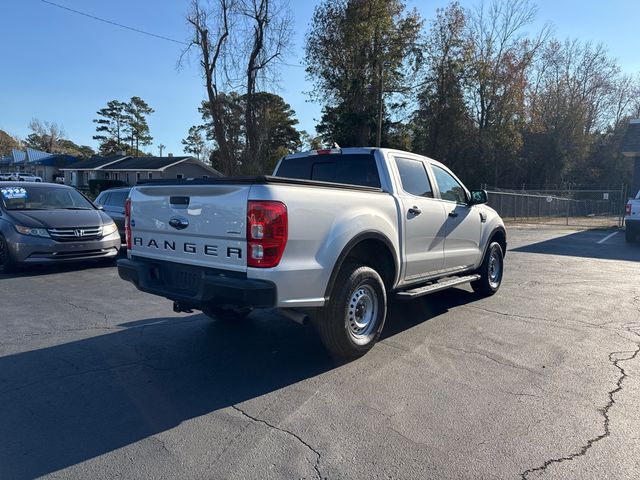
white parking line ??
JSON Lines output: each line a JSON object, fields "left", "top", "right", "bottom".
{"left": 597, "top": 231, "right": 618, "bottom": 244}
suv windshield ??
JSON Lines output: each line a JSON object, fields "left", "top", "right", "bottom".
{"left": 0, "top": 185, "right": 95, "bottom": 211}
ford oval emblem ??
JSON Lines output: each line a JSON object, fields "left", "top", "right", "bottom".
{"left": 169, "top": 216, "right": 189, "bottom": 230}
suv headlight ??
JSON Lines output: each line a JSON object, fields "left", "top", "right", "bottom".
{"left": 15, "top": 225, "right": 51, "bottom": 238}
{"left": 102, "top": 222, "right": 118, "bottom": 237}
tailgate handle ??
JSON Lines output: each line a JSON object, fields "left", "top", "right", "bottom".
{"left": 170, "top": 196, "right": 190, "bottom": 206}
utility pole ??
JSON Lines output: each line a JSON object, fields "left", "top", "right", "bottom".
{"left": 158, "top": 144, "right": 165, "bottom": 157}
{"left": 376, "top": 60, "right": 391, "bottom": 148}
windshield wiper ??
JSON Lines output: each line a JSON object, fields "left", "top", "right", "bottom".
{"left": 62, "top": 207, "right": 93, "bottom": 210}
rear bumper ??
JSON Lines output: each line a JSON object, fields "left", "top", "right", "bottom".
{"left": 117, "top": 257, "right": 277, "bottom": 310}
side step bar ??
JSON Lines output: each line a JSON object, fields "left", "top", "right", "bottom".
{"left": 394, "top": 274, "right": 480, "bottom": 300}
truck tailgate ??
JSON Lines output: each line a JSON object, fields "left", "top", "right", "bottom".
{"left": 128, "top": 184, "right": 248, "bottom": 272}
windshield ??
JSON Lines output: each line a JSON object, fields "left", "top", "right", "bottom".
{"left": 0, "top": 185, "right": 95, "bottom": 211}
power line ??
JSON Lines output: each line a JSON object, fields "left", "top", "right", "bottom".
{"left": 40, "top": 0, "right": 189, "bottom": 46}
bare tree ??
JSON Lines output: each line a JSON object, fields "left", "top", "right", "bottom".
{"left": 25, "top": 119, "right": 65, "bottom": 153}
{"left": 186, "top": 0, "right": 235, "bottom": 174}
{"left": 184, "top": 0, "right": 292, "bottom": 175}
{"left": 240, "top": 0, "right": 292, "bottom": 171}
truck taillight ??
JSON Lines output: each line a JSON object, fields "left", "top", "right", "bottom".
{"left": 247, "top": 200, "right": 287, "bottom": 268}
{"left": 626, "top": 203, "right": 632, "bottom": 215}
{"left": 125, "top": 198, "right": 132, "bottom": 249}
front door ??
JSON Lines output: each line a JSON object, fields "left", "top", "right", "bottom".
{"left": 430, "top": 164, "right": 482, "bottom": 270}
{"left": 393, "top": 156, "right": 448, "bottom": 282}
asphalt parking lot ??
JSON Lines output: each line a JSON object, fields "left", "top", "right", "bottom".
{"left": 1, "top": 225, "right": 639, "bottom": 480}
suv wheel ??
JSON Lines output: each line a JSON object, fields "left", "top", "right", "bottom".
{"left": 314, "top": 263, "right": 387, "bottom": 360}
{"left": 471, "top": 242, "right": 504, "bottom": 296}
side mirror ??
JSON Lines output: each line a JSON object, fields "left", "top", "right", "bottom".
{"left": 95, "top": 204, "right": 104, "bottom": 210}
{"left": 469, "top": 189, "right": 488, "bottom": 205}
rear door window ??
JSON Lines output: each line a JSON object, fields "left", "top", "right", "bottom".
{"left": 277, "top": 154, "right": 380, "bottom": 188}
{"left": 394, "top": 157, "right": 433, "bottom": 198}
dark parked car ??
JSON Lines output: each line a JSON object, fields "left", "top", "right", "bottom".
{"left": 0, "top": 182, "right": 121, "bottom": 272}
{"left": 95, "top": 187, "right": 131, "bottom": 241}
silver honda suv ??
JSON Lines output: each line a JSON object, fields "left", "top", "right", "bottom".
{"left": 0, "top": 182, "right": 121, "bottom": 272}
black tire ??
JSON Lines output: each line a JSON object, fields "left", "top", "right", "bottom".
{"left": 0, "top": 234, "right": 17, "bottom": 274}
{"left": 314, "top": 263, "right": 387, "bottom": 360}
{"left": 625, "top": 228, "right": 636, "bottom": 243}
{"left": 471, "top": 242, "right": 504, "bottom": 296}
{"left": 202, "top": 306, "right": 253, "bottom": 322}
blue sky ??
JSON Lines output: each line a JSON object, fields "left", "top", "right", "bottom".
{"left": 1, "top": 0, "right": 639, "bottom": 156}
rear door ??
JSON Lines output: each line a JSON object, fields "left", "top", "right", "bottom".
{"left": 391, "top": 155, "right": 447, "bottom": 282}
{"left": 128, "top": 184, "right": 250, "bottom": 272}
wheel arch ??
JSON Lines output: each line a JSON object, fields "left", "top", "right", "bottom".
{"left": 481, "top": 227, "right": 507, "bottom": 263}
{"left": 324, "top": 231, "right": 398, "bottom": 301}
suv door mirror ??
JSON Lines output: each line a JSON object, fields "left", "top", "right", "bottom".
{"left": 469, "top": 189, "right": 488, "bottom": 205}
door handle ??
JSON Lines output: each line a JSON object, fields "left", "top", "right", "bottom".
{"left": 448, "top": 211, "right": 459, "bottom": 218}
{"left": 408, "top": 206, "right": 422, "bottom": 215}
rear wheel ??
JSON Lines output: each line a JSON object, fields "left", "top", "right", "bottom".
{"left": 471, "top": 242, "right": 504, "bottom": 296}
{"left": 625, "top": 227, "right": 636, "bottom": 243}
{"left": 0, "top": 235, "right": 17, "bottom": 274}
{"left": 314, "top": 263, "right": 387, "bottom": 360}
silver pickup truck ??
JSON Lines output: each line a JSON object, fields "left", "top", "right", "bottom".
{"left": 118, "top": 148, "right": 506, "bottom": 358}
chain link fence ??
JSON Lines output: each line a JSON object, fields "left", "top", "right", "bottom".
{"left": 485, "top": 186, "right": 628, "bottom": 228}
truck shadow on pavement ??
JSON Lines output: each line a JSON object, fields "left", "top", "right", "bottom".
{"left": 512, "top": 229, "right": 640, "bottom": 261}
{"left": 0, "top": 289, "right": 474, "bottom": 479}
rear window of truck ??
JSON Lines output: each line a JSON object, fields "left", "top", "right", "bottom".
{"left": 276, "top": 154, "right": 381, "bottom": 188}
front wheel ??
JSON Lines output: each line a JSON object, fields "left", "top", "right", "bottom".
{"left": 314, "top": 263, "right": 387, "bottom": 360}
{"left": 0, "top": 235, "right": 17, "bottom": 274}
{"left": 471, "top": 242, "right": 504, "bottom": 296}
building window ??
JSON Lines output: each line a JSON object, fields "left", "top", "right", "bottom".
{"left": 136, "top": 172, "right": 141, "bottom": 181}
{"left": 126, "top": 173, "right": 130, "bottom": 184}
{"left": 177, "top": 173, "right": 184, "bottom": 179}
{"left": 202, "top": 175, "right": 209, "bottom": 179}
{"left": 148, "top": 172, "right": 153, "bottom": 179}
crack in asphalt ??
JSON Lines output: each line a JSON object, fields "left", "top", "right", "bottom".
{"left": 66, "top": 300, "right": 109, "bottom": 322}
{"left": 378, "top": 340, "right": 412, "bottom": 353}
{"left": 149, "top": 435, "right": 174, "bottom": 457}
{"left": 496, "top": 390, "right": 543, "bottom": 400}
{"left": 466, "top": 304, "right": 632, "bottom": 333}
{"left": 464, "top": 305, "right": 551, "bottom": 323}
{"left": 519, "top": 333, "right": 640, "bottom": 479}
{"left": 231, "top": 405, "right": 322, "bottom": 480}
{"left": 434, "top": 343, "right": 545, "bottom": 377}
